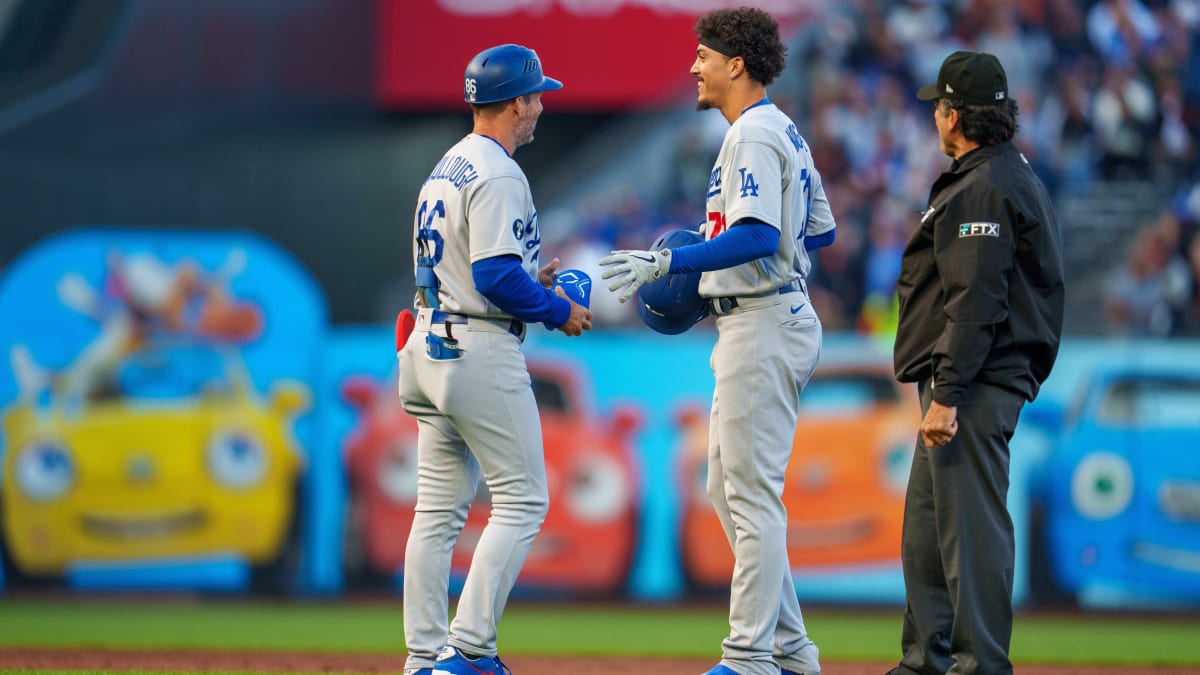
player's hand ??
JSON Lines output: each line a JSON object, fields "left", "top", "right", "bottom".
{"left": 598, "top": 249, "right": 672, "bottom": 303}
{"left": 555, "top": 286, "right": 592, "bottom": 336}
{"left": 538, "top": 257, "right": 560, "bottom": 288}
{"left": 920, "top": 400, "right": 958, "bottom": 448}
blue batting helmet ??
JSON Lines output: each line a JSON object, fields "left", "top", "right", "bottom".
{"left": 464, "top": 44, "right": 563, "bottom": 104}
{"left": 637, "top": 229, "right": 709, "bottom": 335}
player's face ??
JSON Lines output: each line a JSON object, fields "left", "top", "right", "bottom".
{"left": 691, "top": 45, "right": 730, "bottom": 112}
{"left": 513, "top": 92, "right": 543, "bottom": 148}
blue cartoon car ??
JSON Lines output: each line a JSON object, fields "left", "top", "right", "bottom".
{"left": 1042, "top": 366, "right": 1200, "bottom": 606}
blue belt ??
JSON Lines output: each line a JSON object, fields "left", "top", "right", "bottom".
{"left": 430, "top": 310, "right": 526, "bottom": 341}
{"left": 711, "top": 280, "right": 802, "bottom": 315}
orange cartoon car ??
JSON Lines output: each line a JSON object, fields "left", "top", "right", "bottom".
{"left": 677, "top": 351, "right": 919, "bottom": 587}
{"left": 341, "top": 357, "right": 641, "bottom": 594}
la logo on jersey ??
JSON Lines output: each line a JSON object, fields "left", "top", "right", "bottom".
{"left": 959, "top": 222, "right": 1000, "bottom": 238}
{"left": 738, "top": 167, "right": 759, "bottom": 197}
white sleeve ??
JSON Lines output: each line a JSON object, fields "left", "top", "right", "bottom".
{"left": 466, "top": 175, "right": 528, "bottom": 262}
{"left": 721, "top": 141, "right": 783, "bottom": 231}
{"left": 805, "top": 166, "right": 836, "bottom": 238}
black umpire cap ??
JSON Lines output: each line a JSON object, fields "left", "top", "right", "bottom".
{"left": 917, "top": 51, "right": 1008, "bottom": 106}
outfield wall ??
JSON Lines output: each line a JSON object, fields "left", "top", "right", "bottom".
{"left": 1, "top": 229, "right": 1198, "bottom": 609}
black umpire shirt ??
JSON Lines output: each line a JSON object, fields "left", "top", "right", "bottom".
{"left": 894, "top": 140, "right": 1065, "bottom": 407}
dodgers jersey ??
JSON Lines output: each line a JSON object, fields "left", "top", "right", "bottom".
{"left": 413, "top": 133, "right": 541, "bottom": 318}
{"left": 699, "top": 101, "right": 835, "bottom": 298}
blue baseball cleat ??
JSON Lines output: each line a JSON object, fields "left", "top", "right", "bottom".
{"left": 432, "top": 646, "right": 511, "bottom": 675}
{"left": 702, "top": 666, "right": 740, "bottom": 675}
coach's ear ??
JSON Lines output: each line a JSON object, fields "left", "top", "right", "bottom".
{"left": 506, "top": 96, "right": 521, "bottom": 116}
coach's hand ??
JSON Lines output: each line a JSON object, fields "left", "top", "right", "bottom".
{"left": 538, "top": 257, "right": 560, "bottom": 288}
{"left": 556, "top": 286, "right": 592, "bottom": 336}
{"left": 599, "top": 249, "right": 672, "bottom": 303}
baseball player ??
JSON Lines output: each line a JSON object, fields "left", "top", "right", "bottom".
{"left": 396, "top": 44, "right": 591, "bottom": 675}
{"left": 600, "top": 9, "right": 834, "bottom": 675}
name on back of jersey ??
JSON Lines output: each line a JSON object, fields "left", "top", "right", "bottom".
{"left": 785, "top": 123, "right": 804, "bottom": 151}
{"left": 425, "top": 154, "right": 478, "bottom": 191}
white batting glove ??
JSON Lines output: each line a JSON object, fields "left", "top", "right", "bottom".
{"left": 598, "top": 249, "right": 672, "bottom": 303}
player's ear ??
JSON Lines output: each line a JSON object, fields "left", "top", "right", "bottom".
{"left": 728, "top": 55, "right": 746, "bottom": 79}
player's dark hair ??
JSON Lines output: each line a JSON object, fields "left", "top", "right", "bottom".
{"left": 939, "top": 97, "right": 1020, "bottom": 146}
{"left": 694, "top": 7, "right": 786, "bottom": 86}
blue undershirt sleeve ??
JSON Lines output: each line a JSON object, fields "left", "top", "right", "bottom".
{"left": 668, "top": 220, "right": 779, "bottom": 274}
{"left": 472, "top": 255, "right": 572, "bottom": 327}
{"left": 805, "top": 228, "right": 835, "bottom": 251}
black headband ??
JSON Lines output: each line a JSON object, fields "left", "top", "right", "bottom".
{"left": 699, "top": 35, "right": 736, "bottom": 58}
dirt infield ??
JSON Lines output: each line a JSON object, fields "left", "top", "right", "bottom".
{"left": 2, "top": 647, "right": 1197, "bottom": 674}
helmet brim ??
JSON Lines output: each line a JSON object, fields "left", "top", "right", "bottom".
{"left": 532, "top": 76, "right": 563, "bottom": 94}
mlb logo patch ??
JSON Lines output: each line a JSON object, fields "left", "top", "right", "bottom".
{"left": 959, "top": 222, "right": 1000, "bottom": 238}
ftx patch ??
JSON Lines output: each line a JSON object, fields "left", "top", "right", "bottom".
{"left": 959, "top": 222, "right": 1000, "bottom": 238}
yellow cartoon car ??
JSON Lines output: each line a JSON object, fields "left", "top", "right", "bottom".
{"left": 1, "top": 344, "right": 308, "bottom": 590}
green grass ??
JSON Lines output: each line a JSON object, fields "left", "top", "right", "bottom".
{"left": 1, "top": 599, "right": 1199, "bottom": 666}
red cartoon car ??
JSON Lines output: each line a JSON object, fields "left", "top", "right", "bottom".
{"left": 341, "top": 357, "right": 641, "bottom": 594}
{"left": 677, "top": 352, "right": 920, "bottom": 587}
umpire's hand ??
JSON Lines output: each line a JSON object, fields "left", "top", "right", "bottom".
{"left": 921, "top": 400, "right": 958, "bottom": 448}
{"left": 556, "top": 286, "right": 592, "bottom": 336}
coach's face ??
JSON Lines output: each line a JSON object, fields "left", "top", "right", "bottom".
{"left": 691, "top": 44, "right": 731, "bottom": 112}
{"left": 513, "top": 91, "right": 543, "bottom": 148}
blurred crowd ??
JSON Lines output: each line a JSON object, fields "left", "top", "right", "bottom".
{"left": 550, "top": 0, "right": 1200, "bottom": 336}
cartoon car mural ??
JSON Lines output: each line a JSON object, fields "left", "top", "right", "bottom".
{"left": 0, "top": 344, "right": 309, "bottom": 591}
{"left": 341, "top": 357, "right": 641, "bottom": 594}
{"left": 677, "top": 360, "right": 920, "bottom": 587}
{"left": 1042, "top": 367, "right": 1200, "bottom": 604}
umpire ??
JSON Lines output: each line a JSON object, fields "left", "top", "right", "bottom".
{"left": 890, "top": 51, "right": 1064, "bottom": 675}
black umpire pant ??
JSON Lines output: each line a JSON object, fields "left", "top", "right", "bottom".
{"left": 899, "top": 379, "right": 1025, "bottom": 675}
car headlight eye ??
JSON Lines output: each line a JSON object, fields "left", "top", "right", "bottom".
{"left": 378, "top": 440, "right": 419, "bottom": 501}
{"left": 207, "top": 431, "right": 266, "bottom": 489}
{"left": 882, "top": 442, "right": 912, "bottom": 495}
{"left": 1071, "top": 451, "right": 1133, "bottom": 520}
{"left": 567, "top": 453, "right": 629, "bottom": 523}
{"left": 15, "top": 442, "right": 74, "bottom": 501}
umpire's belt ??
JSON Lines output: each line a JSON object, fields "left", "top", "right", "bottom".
{"left": 421, "top": 308, "right": 526, "bottom": 342}
{"left": 710, "top": 280, "right": 803, "bottom": 316}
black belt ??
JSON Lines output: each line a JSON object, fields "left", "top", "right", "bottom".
{"left": 430, "top": 310, "right": 526, "bottom": 341}
{"left": 711, "top": 280, "right": 802, "bottom": 315}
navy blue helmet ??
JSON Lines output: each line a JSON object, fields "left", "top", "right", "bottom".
{"left": 464, "top": 44, "right": 563, "bottom": 104}
{"left": 637, "top": 229, "right": 709, "bottom": 335}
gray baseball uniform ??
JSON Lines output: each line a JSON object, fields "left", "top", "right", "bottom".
{"left": 703, "top": 100, "right": 833, "bottom": 675}
{"left": 397, "top": 132, "right": 549, "bottom": 673}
